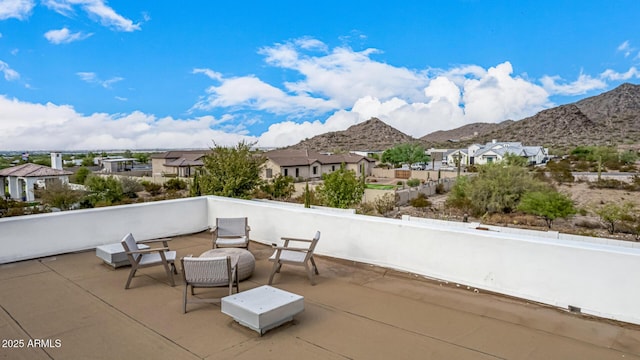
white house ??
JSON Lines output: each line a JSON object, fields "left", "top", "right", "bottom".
{"left": 0, "top": 163, "right": 73, "bottom": 202}
{"left": 473, "top": 141, "right": 548, "bottom": 165}
{"left": 444, "top": 141, "right": 548, "bottom": 166}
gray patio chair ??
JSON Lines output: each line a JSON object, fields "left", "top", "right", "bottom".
{"left": 121, "top": 233, "right": 178, "bottom": 289}
{"left": 211, "top": 217, "right": 250, "bottom": 249}
{"left": 180, "top": 256, "right": 239, "bottom": 313}
{"left": 268, "top": 231, "right": 320, "bottom": 286}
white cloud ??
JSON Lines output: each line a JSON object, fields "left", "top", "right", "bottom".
{"left": 193, "top": 74, "right": 339, "bottom": 116}
{"left": 540, "top": 72, "right": 607, "bottom": 96}
{"left": 0, "top": 96, "right": 255, "bottom": 150}
{"left": 43, "top": 0, "right": 140, "bottom": 31}
{"left": 195, "top": 39, "right": 624, "bottom": 147}
{"left": 600, "top": 67, "right": 640, "bottom": 81}
{"left": 77, "top": 71, "right": 123, "bottom": 88}
{"left": 44, "top": 27, "right": 92, "bottom": 44}
{"left": 193, "top": 68, "right": 222, "bottom": 81}
{"left": 0, "top": 0, "right": 34, "bottom": 20}
{"left": 617, "top": 40, "right": 636, "bottom": 58}
{"left": 0, "top": 60, "right": 20, "bottom": 81}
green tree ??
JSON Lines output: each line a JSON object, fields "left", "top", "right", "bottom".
{"left": 134, "top": 153, "right": 150, "bottom": 164}
{"left": 74, "top": 166, "right": 91, "bottom": 185}
{"left": 464, "top": 162, "right": 547, "bottom": 216}
{"left": 123, "top": 150, "right": 133, "bottom": 158}
{"left": 84, "top": 175, "right": 124, "bottom": 206}
{"left": 190, "top": 170, "right": 202, "bottom": 197}
{"left": 261, "top": 174, "right": 295, "bottom": 200}
{"left": 199, "top": 141, "right": 266, "bottom": 199}
{"left": 446, "top": 175, "right": 473, "bottom": 213}
{"left": 81, "top": 157, "right": 94, "bottom": 167}
{"left": 35, "top": 180, "right": 84, "bottom": 210}
{"left": 381, "top": 143, "right": 430, "bottom": 168}
{"left": 316, "top": 163, "right": 364, "bottom": 208}
{"left": 595, "top": 202, "right": 635, "bottom": 234}
{"left": 517, "top": 190, "right": 576, "bottom": 228}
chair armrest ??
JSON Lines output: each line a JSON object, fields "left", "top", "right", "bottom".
{"left": 209, "top": 226, "right": 218, "bottom": 233}
{"left": 280, "top": 237, "right": 313, "bottom": 243}
{"left": 137, "top": 238, "right": 172, "bottom": 244}
{"left": 272, "top": 246, "right": 309, "bottom": 252}
{"left": 127, "top": 247, "right": 170, "bottom": 255}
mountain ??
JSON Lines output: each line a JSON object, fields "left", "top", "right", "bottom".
{"left": 287, "top": 118, "right": 417, "bottom": 152}
{"left": 287, "top": 83, "right": 640, "bottom": 152}
{"left": 421, "top": 83, "right": 640, "bottom": 149}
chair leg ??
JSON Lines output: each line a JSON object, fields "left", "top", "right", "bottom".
{"left": 162, "top": 260, "right": 175, "bottom": 287}
{"left": 183, "top": 285, "right": 188, "bottom": 314}
{"left": 268, "top": 261, "right": 280, "bottom": 285}
{"left": 310, "top": 257, "right": 319, "bottom": 275}
{"left": 304, "top": 262, "right": 316, "bottom": 286}
{"left": 125, "top": 267, "right": 137, "bottom": 289}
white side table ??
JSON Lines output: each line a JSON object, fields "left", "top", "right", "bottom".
{"left": 96, "top": 243, "right": 149, "bottom": 268}
{"left": 221, "top": 285, "right": 304, "bottom": 335}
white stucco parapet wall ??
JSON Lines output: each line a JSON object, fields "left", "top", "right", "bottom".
{"left": 1, "top": 195, "right": 639, "bottom": 326}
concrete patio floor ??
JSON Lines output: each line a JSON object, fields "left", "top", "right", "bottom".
{"left": 1, "top": 231, "right": 640, "bottom": 359}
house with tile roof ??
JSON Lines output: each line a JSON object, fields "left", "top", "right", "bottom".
{"left": 150, "top": 150, "right": 210, "bottom": 177}
{"left": 0, "top": 163, "right": 73, "bottom": 202}
{"left": 444, "top": 141, "right": 548, "bottom": 167}
{"left": 263, "top": 149, "right": 375, "bottom": 181}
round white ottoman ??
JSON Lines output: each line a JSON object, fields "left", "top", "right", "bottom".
{"left": 199, "top": 248, "right": 255, "bottom": 281}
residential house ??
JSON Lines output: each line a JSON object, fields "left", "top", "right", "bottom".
{"left": 0, "top": 163, "right": 72, "bottom": 201}
{"left": 444, "top": 141, "right": 548, "bottom": 166}
{"left": 473, "top": 141, "right": 548, "bottom": 165}
{"left": 150, "top": 150, "right": 210, "bottom": 177}
{"left": 263, "top": 149, "right": 375, "bottom": 180}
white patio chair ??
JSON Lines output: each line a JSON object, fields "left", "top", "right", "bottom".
{"left": 180, "top": 256, "right": 239, "bottom": 313}
{"left": 211, "top": 217, "right": 250, "bottom": 249}
{"left": 268, "top": 231, "right": 320, "bottom": 285}
{"left": 121, "top": 233, "right": 177, "bottom": 289}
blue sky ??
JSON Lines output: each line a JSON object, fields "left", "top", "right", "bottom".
{"left": 1, "top": 0, "right": 639, "bottom": 151}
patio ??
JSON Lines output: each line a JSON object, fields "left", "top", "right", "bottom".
{"left": 1, "top": 231, "right": 639, "bottom": 360}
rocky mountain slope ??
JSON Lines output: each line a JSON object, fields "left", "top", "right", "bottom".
{"left": 287, "top": 118, "right": 416, "bottom": 152}
{"left": 288, "top": 83, "right": 640, "bottom": 152}
{"left": 421, "top": 83, "right": 640, "bottom": 149}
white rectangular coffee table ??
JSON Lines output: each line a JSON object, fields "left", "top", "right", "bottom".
{"left": 96, "top": 242, "right": 149, "bottom": 268}
{"left": 221, "top": 285, "right": 304, "bottom": 335}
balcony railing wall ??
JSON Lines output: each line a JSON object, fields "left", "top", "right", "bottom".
{"left": 0, "top": 197, "right": 209, "bottom": 263}
{"left": 2, "top": 195, "right": 640, "bottom": 326}
{"left": 209, "top": 196, "right": 640, "bottom": 326}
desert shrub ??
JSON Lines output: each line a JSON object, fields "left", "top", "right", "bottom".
{"left": 121, "top": 177, "right": 143, "bottom": 198}
{"left": 589, "top": 179, "right": 625, "bottom": 190}
{"left": 164, "top": 178, "right": 188, "bottom": 191}
{"left": 574, "top": 218, "right": 603, "bottom": 229}
{"left": 396, "top": 181, "right": 404, "bottom": 186}
{"left": 374, "top": 193, "right": 397, "bottom": 215}
{"left": 410, "top": 193, "right": 431, "bottom": 208}
{"left": 406, "top": 178, "right": 420, "bottom": 187}
{"left": 545, "top": 159, "right": 573, "bottom": 184}
{"left": 356, "top": 201, "right": 376, "bottom": 215}
{"left": 141, "top": 181, "right": 163, "bottom": 196}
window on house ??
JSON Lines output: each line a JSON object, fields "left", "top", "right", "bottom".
{"left": 284, "top": 169, "right": 288, "bottom": 176}
{"left": 312, "top": 166, "right": 318, "bottom": 175}
{"left": 266, "top": 168, "right": 273, "bottom": 178}
{"left": 295, "top": 168, "right": 299, "bottom": 178}
{"left": 331, "top": 165, "right": 335, "bottom": 171}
